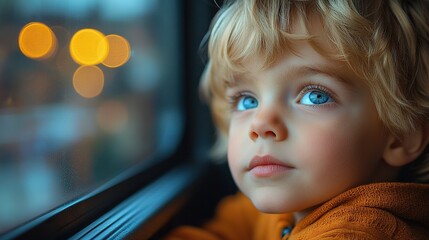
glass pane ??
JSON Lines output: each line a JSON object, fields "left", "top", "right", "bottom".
{"left": 0, "top": 0, "right": 183, "bottom": 233}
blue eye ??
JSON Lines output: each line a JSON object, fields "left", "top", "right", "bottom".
{"left": 300, "top": 90, "right": 332, "bottom": 105}
{"left": 237, "top": 96, "right": 258, "bottom": 111}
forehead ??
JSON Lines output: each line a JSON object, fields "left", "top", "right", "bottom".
{"left": 293, "top": 11, "right": 339, "bottom": 56}
{"left": 232, "top": 43, "right": 358, "bottom": 90}
{"left": 232, "top": 11, "right": 341, "bottom": 68}
{"left": 231, "top": 12, "right": 358, "bottom": 84}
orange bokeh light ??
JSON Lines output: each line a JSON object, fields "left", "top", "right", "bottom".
{"left": 70, "top": 29, "right": 109, "bottom": 65}
{"left": 18, "top": 22, "right": 57, "bottom": 59}
{"left": 102, "top": 34, "right": 131, "bottom": 68}
{"left": 73, "top": 65, "right": 104, "bottom": 98}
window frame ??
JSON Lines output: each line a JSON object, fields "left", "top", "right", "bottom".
{"left": 1, "top": 156, "right": 174, "bottom": 239}
{"left": 0, "top": 1, "right": 219, "bottom": 239}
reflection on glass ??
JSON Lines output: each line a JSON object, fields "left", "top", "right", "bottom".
{"left": 102, "top": 34, "right": 131, "bottom": 68}
{"left": 69, "top": 28, "right": 109, "bottom": 66}
{"left": 18, "top": 22, "right": 57, "bottom": 59}
{"left": 73, "top": 65, "right": 105, "bottom": 98}
{"left": 97, "top": 100, "right": 129, "bottom": 134}
{"left": 0, "top": 0, "right": 182, "bottom": 234}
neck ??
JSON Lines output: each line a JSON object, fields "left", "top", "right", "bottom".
{"left": 293, "top": 205, "right": 319, "bottom": 223}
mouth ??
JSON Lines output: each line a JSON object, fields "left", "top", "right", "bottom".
{"left": 248, "top": 155, "right": 293, "bottom": 178}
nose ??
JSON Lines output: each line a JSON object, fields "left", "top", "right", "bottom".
{"left": 249, "top": 106, "right": 287, "bottom": 142}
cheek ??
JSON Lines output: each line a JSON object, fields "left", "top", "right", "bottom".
{"left": 295, "top": 116, "right": 386, "bottom": 178}
{"left": 227, "top": 121, "right": 247, "bottom": 178}
{"left": 295, "top": 127, "right": 345, "bottom": 167}
{"left": 227, "top": 136, "right": 239, "bottom": 169}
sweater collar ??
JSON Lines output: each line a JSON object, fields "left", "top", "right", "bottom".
{"left": 293, "top": 182, "right": 429, "bottom": 232}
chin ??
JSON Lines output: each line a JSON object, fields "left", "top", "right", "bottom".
{"left": 254, "top": 204, "right": 283, "bottom": 214}
{"left": 247, "top": 190, "right": 293, "bottom": 214}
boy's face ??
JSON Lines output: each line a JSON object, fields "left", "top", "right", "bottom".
{"left": 226, "top": 15, "right": 394, "bottom": 217}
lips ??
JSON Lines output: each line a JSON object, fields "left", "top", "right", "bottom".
{"left": 248, "top": 155, "right": 291, "bottom": 169}
{"left": 248, "top": 155, "right": 293, "bottom": 177}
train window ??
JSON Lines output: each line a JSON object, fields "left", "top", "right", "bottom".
{"left": 0, "top": 0, "right": 183, "bottom": 234}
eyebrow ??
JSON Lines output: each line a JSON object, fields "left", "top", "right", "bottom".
{"left": 231, "top": 63, "right": 354, "bottom": 87}
{"left": 287, "top": 64, "right": 355, "bottom": 86}
{"left": 230, "top": 72, "right": 255, "bottom": 84}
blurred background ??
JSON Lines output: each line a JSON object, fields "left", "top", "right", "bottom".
{"left": 0, "top": 0, "right": 186, "bottom": 233}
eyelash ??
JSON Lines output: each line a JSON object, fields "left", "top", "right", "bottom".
{"left": 298, "top": 83, "right": 337, "bottom": 103}
{"left": 227, "top": 91, "right": 254, "bottom": 110}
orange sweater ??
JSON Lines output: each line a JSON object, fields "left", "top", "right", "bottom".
{"left": 165, "top": 182, "right": 429, "bottom": 240}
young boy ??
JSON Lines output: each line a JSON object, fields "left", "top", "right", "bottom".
{"left": 167, "top": 0, "right": 429, "bottom": 239}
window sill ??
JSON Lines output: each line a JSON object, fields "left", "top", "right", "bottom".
{"left": 69, "top": 162, "right": 205, "bottom": 239}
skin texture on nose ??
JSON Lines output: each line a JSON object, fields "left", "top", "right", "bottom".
{"left": 249, "top": 104, "right": 288, "bottom": 142}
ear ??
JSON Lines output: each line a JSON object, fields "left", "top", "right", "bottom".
{"left": 383, "top": 124, "right": 429, "bottom": 167}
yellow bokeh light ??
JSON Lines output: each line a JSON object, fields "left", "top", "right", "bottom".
{"left": 70, "top": 29, "right": 109, "bottom": 65}
{"left": 18, "top": 22, "right": 57, "bottom": 59}
{"left": 102, "top": 34, "right": 131, "bottom": 68}
{"left": 73, "top": 65, "right": 104, "bottom": 98}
